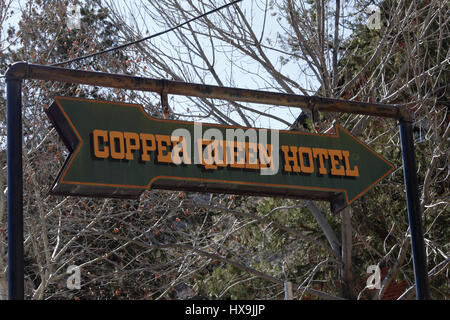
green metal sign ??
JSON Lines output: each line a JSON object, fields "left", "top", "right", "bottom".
{"left": 46, "top": 97, "right": 394, "bottom": 210}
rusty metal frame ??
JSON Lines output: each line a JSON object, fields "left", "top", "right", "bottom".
{"left": 5, "top": 62, "right": 429, "bottom": 300}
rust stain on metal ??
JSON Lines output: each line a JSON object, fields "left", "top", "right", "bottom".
{"left": 6, "top": 61, "right": 410, "bottom": 121}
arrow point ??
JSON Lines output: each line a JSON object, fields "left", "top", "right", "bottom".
{"left": 333, "top": 124, "right": 394, "bottom": 205}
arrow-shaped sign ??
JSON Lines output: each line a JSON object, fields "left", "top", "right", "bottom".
{"left": 46, "top": 97, "right": 394, "bottom": 211}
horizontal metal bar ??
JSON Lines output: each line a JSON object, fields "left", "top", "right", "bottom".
{"left": 6, "top": 78, "right": 24, "bottom": 300}
{"left": 5, "top": 61, "right": 411, "bottom": 121}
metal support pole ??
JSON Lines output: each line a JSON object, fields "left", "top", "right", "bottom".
{"left": 7, "top": 62, "right": 411, "bottom": 121}
{"left": 399, "top": 120, "right": 431, "bottom": 300}
{"left": 6, "top": 78, "right": 24, "bottom": 300}
{"left": 3, "top": 62, "right": 427, "bottom": 300}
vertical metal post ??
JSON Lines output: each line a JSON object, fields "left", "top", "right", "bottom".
{"left": 6, "top": 78, "right": 24, "bottom": 300}
{"left": 399, "top": 120, "right": 431, "bottom": 300}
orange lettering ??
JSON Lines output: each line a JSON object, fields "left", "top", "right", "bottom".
{"left": 259, "top": 143, "right": 272, "bottom": 168}
{"left": 298, "top": 147, "right": 314, "bottom": 174}
{"left": 313, "top": 148, "right": 329, "bottom": 175}
{"left": 245, "top": 142, "right": 259, "bottom": 169}
{"left": 228, "top": 141, "right": 245, "bottom": 168}
{"left": 342, "top": 150, "right": 359, "bottom": 177}
{"left": 171, "top": 136, "right": 191, "bottom": 165}
{"left": 124, "top": 132, "right": 140, "bottom": 161}
{"left": 156, "top": 134, "right": 172, "bottom": 163}
{"left": 109, "top": 131, "right": 125, "bottom": 160}
{"left": 281, "top": 145, "right": 300, "bottom": 172}
{"left": 328, "top": 149, "right": 345, "bottom": 176}
{"left": 202, "top": 139, "right": 218, "bottom": 170}
{"left": 93, "top": 129, "right": 109, "bottom": 159}
{"left": 140, "top": 133, "right": 156, "bottom": 162}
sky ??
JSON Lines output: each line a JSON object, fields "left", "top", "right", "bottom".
{"left": 97, "top": 0, "right": 312, "bottom": 130}
{"left": 1, "top": 0, "right": 373, "bottom": 133}
{"left": 118, "top": 0, "right": 317, "bottom": 129}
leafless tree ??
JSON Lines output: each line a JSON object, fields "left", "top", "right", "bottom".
{"left": 0, "top": 0, "right": 448, "bottom": 300}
